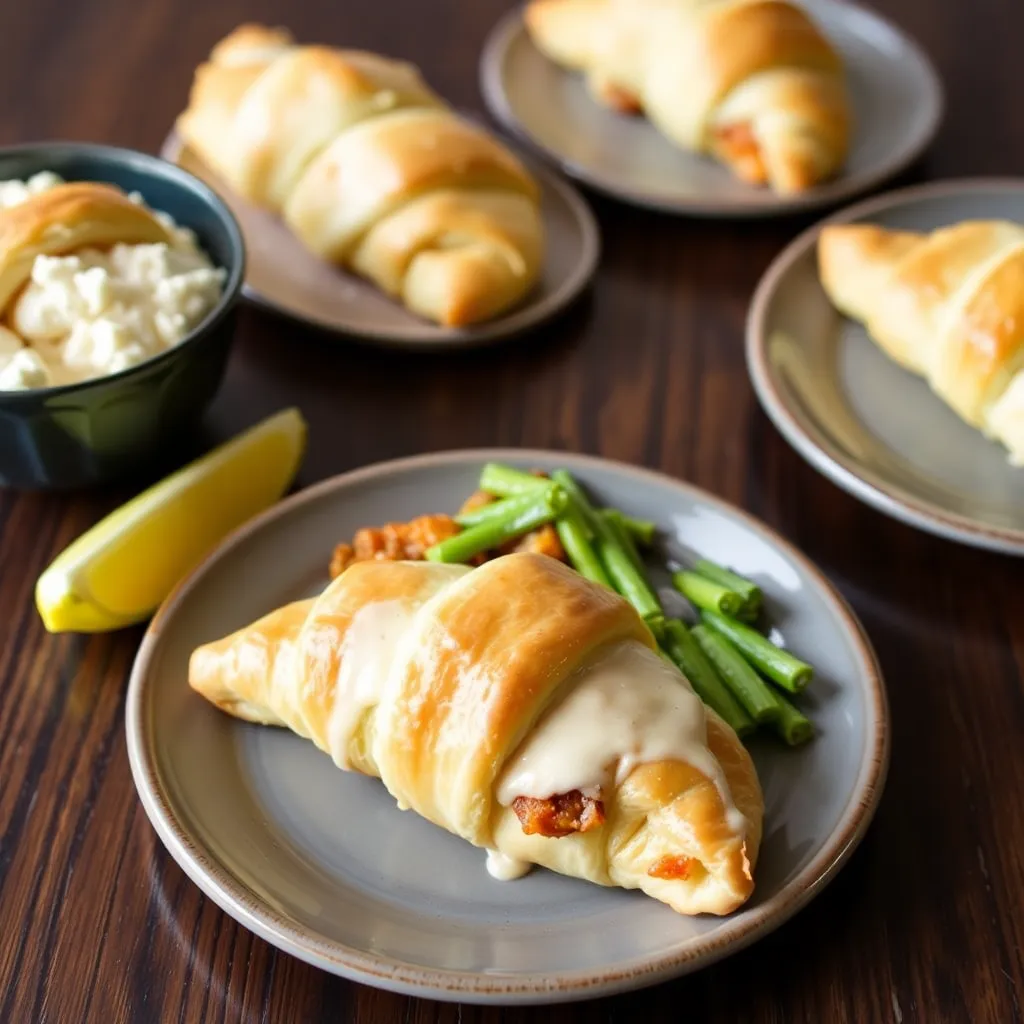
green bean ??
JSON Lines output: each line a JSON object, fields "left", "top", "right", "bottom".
{"left": 618, "top": 514, "right": 656, "bottom": 547}
{"left": 602, "top": 510, "right": 645, "bottom": 574}
{"left": 771, "top": 691, "right": 815, "bottom": 746}
{"left": 478, "top": 462, "right": 548, "bottom": 497}
{"left": 662, "top": 619, "right": 755, "bottom": 737}
{"left": 425, "top": 486, "right": 568, "bottom": 563}
{"left": 673, "top": 570, "right": 745, "bottom": 617}
{"left": 692, "top": 625, "right": 781, "bottom": 723}
{"left": 552, "top": 471, "right": 662, "bottom": 621}
{"left": 694, "top": 559, "right": 762, "bottom": 619}
{"left": 555, "top": 508, "right": 612, "bottom": 588}
{"left": 701, "top": 610, "right": 814, "bottom": 694}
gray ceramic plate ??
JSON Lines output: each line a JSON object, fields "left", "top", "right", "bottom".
{"left": 159, "top": 132, "right": 599, "bottom": 349}
{"left": 480, "top": 0, "right": 943, "bottom": 217}
{"left": 747, "top": 178, "right": 1024, "bottom": 554}
{"left": 126, "top": 449, "right": 888, "bottom": 1004}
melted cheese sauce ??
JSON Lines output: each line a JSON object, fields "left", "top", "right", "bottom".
{"left": 495, "top": 639, "right": 746, "bottom": 835}
{"left": 326, "top": 599, "right": 412, "bottom": 769}
{"left": 485, "top": 849, "right": 532, "bottom": 881}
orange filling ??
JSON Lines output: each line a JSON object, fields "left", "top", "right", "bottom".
{"left": 712, "top": 122, "right": 768, "bottom": 185}
{"left": 648, "top": 855, "right": 699, "bottom": 881}
{"left": 512, "top": 790, "right": 606, "bottom": 838}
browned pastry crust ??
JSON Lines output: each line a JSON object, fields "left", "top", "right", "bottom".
{"left": 189, "top": 552, "right": 764, "bottom": 916}
{"left": 818, "top": 220, "right": 1024, "bottom": 463}
{"left": 0, "top": 183, "right": 171, "bottom": 315}
{"left": 176, "top": 24, "right": 545, "bottom": 326}
{"left": 524, "top": 0, "right": 850, "bottom": 193}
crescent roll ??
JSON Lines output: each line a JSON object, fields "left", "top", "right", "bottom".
{"left": 0, "top": 183, "right": 171, "bottom": 315}
{"left": 177, "top": 24, "right": 545, "bottom": 327}
{"left": 524, "top": 0, "right": 850, "bottom": 194}
{"left": 189, "top": 552, "right": 764, "bottom": 916}
{"left": 818, "top": 220, "right": 1024, "bottom": 465}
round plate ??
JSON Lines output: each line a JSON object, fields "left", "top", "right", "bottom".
{"left": 126, "top": 449, "right": 889, "bottom": 1004}
{"left": 159, "top": 131, "right": 599, "bottom": 349}
{"left": 480, "top": 1, "right": 943, "bottom": 217}
{"left": 747, "top": 178, "right": 1024, "bottom": 554}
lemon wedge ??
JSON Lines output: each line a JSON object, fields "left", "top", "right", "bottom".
{"left": 36, "top": 407, "right": 308, "bottom": 633}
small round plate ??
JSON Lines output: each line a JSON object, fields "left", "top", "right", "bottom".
{"left": 480, "top": 0, "right": 943, "bottom": 217}
{"left": 747, "top": 178, "right": 1024, "bottom": 555}
{"left": 127, "top": 450, "right": 888, "bottom": 1004}
{"left": 159, "top": 131, "right": 599, "bottom": 349}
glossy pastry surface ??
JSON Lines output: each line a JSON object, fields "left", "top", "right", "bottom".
{"left": 818, "top": 219, "right": 1024, "bottom": 465}
{"left": 524, "top": 0, "right": 851, "bottom": 194}
{"left": 189, "top": 552, "right": 763, "bottom": 916}
{"left": 177, "top": 24, "right": 545, "bottom": 327}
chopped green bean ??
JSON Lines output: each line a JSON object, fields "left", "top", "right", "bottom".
{"left": 478, "top": 462, "right": 548, "bottom": 497}
{"left": 662, "top": 619, "right": 755, "bottom": 737}
{"left": 692, "top": 624, "right": 781, "bottom": 723}
{"left": 426, "top": 486, "right": 568, "bottom": 563}
{"left": 552, "top": 470, "right": 662, "bottom": 621}
{"left": 694, "top": 559, "right": 762, "bottom": 619}
{"left": 701, "top": 610, "right": 813, "bottom": 694}
{"left": 618, "top": 514, "right": 656, "bottom": 547}
{"left": 673, "top": 570, "right": 745, "bottom": 617}
{"left": 771, "top": 691, "right": 815, "bottom": 746}
{"left": 555, "top": 508, "right": 612, "bottom": 588}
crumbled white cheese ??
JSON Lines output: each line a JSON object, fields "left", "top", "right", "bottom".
{"left": 0, "top": 170, "right": 64, "bottom": 210}
{"left": 0, "top": 346, "right": 52, "bottom": 390}
{"left": 0, "top": 171, "right": 227, "bottom": 389}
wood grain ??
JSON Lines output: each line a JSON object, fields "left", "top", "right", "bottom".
{"left": 0, "top": 1, "right": 1022, "bottom": 1021}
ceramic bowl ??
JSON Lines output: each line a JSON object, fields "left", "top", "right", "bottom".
{"left": 0, "top": 142, "right": 245, "bottom": 490}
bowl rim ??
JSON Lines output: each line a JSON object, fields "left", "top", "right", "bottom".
{"left": 0, "top": 140, "right": 246, "bottom": 401}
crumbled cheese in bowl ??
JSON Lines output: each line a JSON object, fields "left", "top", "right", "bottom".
{"left": 0, "top": 325, "right": 51, "bottom": 388}
{"left": 0, "top": 170, "right": 64, "bottom": 210}
{"left": 0, "top": 172, "right": 228, "bottom": 390}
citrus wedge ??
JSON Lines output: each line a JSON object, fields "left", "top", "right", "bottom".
{"left": 36, "top": 407, "right": 308, "bottom": 633}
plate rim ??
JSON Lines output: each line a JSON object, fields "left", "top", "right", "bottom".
{"left": 746, "top": 175, "right": 1024, "bottom": 555}
{"left": 478, "top": 0, "right": 945, "bottom": 218}
{"left": 159, "top": 131, "right": 601, "bottom": 351}
{"left": 126, "top": 448, "right": 890, "bottom": 1004}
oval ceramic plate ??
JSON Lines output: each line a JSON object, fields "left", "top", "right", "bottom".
{"left": 126, "top": 449, "right": 888, "bottom": 1004}
{"left": 159, "top": 132, "right": 599, "bottom": 349}
{"left": 747, "top": 178, "right": 1024, "bottom": 554}
{"left": 480, "top": 0, "right": 943, "bottom": 217}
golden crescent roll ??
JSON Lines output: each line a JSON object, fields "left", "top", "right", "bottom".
{"left": 818, "top": 220, "right": 1024, "bottom": 465}
{"left": 0, "top": 182, "right": 171, "bottom": 314}
{"left": 524, "top": 0, "right": 850, "bottom": 194}
{"left": 176, "top": 23, "right": 545, "bottom": 327}
{"left": 189, "top": 552, "right": 763, "bottom": 917}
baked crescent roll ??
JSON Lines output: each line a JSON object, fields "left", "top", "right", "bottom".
{"left": 0, "top": 182, "right": 171, "bottom": 315}
{"left": 524, "top": 0, "right": 850, "bottom": 194}
{"left": 818, "top": 220, "right": 1024, "bottom": 465}
{"left": 177, "top": 24, "right": 545, "bottom": 327}
{"left": 189, "top": 552, "right": 763, "bottom": 916}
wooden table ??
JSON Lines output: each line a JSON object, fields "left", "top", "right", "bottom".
{"left": 1, "top": 1, "right": 1022, "bottom": 1021}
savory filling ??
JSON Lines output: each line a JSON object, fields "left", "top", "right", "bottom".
{"left": 648, "top": 855, "right": 699, "bottom": 881}
{"left": 589, "top": 74, "right": 643, "bottom": 115}
{"left": 711, "top": 122, "right": 767, "bottom": 185}
{"left": 328, "top": 477, "right": 567, "bottom": 577}
{"left": 511, "top": 790, "right": 606, "bottom": 838}
{"left": 329, "top": 514, "right": 461, "bottom": 577}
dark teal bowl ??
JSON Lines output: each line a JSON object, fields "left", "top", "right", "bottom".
{"left": 0, "top": 143, "right": 245, "bottom": 490}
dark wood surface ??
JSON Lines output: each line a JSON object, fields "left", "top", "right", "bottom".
{"left": 1, "top": 1, "right": 1022, "bottom": 1021}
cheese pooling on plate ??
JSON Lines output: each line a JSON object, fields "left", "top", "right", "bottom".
{"left": 0, "top": 171, "right": 227, "bottom": 390}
